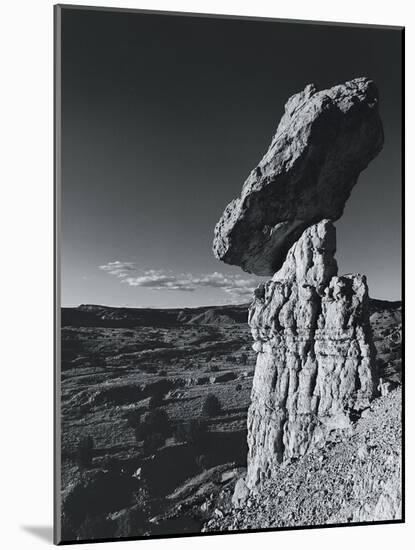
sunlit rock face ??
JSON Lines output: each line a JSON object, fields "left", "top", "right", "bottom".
{"left": 212, "top": 78, "right": 383, "bottom": 493}
{"left": 212, "top": 77, "right": 383, "bottom": 276}
{"left": 246, "top": 221, "right": 377, "bottom": 488}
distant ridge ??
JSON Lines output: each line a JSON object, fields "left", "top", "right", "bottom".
{"left": 61, "top": 299, "right": 400, "bottom": 328}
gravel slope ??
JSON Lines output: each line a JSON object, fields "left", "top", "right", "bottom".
{"left": 204, "top": 389, "right": 402, "bottom": 531}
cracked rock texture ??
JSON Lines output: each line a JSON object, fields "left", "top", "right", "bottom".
{"left": 246, "top": 220, "right": 377, "bottom": 488}
{"left": 213, "top": 77, "right": 383, "bottom": 276}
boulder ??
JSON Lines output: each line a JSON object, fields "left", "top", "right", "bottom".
{"left": 209, "top": 371, "right": 237, "bottom": 384}
{"left": 232, "top": 477, "right": 250, "bottom": 508}
{"left": 213, "top": 77, "right": 383, "bottom": 275}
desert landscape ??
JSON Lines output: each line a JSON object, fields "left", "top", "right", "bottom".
{"left": 58, "top": 16, "right": 403, "bottom": 540}
{"left": 59, "top": 295, "right": 401, "bottom": 540}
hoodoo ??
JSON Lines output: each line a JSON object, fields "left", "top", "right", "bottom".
{"left": 246, "top": 220, "right": 376, "bottom": 487}
{"left": 213, "top": 78, "right": 383, "bottom": 491}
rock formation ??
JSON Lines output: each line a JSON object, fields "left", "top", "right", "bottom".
{"left": 213, "top": 77, "right": 383, "bottom": 276}
{"left": 212, "top": 78, "right": 383, "bottom": 492}
{"left": 246, "top": 220, "right": 376, "bottom": 487}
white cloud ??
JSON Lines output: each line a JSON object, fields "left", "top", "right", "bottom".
{"left": 98, "top": 260, "right": 137, "bottom": 278}
{"left": 99, "top": 262, "right": 263, "bottom": 300}
{"left": 122, "top": 274, "right": 196, "bottom": 292}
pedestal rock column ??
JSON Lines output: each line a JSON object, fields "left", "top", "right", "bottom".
{"left": 246, "top": 220, "right": 376, "bottom": 488}
{"left": 212, "top": 78, "right": 383, "bottom": 492}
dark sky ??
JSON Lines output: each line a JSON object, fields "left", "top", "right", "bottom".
{"left": 60, "top": 7, "right": 402, "bottom": 307}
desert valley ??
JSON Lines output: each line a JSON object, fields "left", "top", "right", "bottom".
{"left": 60, "top": 297, "right": 401, "bottom": 540}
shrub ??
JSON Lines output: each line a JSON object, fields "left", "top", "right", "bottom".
{"left": 135, "top": 409, "right": 171, "bottom": 442}
{"left": 126, "top": 410, "right": 142, "bottom": 429}
{"left": 175, "top": 419, "right": 207, "bottom": 446}
{"left": 134, "top": 424, "right": 143, "bottom": 443}
{"left": 226, "top": 356, "right": 236, "bottom": 363}
{"left": 148, "top": 392, "right": 163, "bottom": 409}
{"left": 210, "top": 365, "right": 219, "bottom": 372}
{"left": 144, "top": 379, "right": 172, "bottom": 399}
{"left": 236, "top": 383, "right": 242, "bottom": 391}
{"left": 76, "top": 435, "right": 94, "bottom": 469}
{"left": 143, "top": 432, "right": 166, "bottom": 454}
{"left": 239, "top": 353, "right": 248, "bottom": 365}
{"left": 201, "top": 394, "right": 222, "bottom": 417}
{"left": 148, "top": 409, "right": 170, "bottom": 434}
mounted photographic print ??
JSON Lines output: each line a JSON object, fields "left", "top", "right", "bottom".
{"left": 54, "top": 4, "right": 404, "bottom": 544}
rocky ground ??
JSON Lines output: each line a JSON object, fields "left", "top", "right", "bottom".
{"left": 204, "top": 388, "right": 401, "bottom": 532}
{"left": 59, "top": 298, "right": 402, "bottom": 541}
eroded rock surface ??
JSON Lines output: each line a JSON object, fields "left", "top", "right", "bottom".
{"left": 213, "top": 77, "right": 383, "bottom": 276}
{"left": 246, "top": 220, "right": 377, "bottom": 488}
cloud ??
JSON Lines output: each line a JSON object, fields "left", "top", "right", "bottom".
{"left": 190, "top": 272, "right": 258, "bottom": 298}
{"left": 123, "top": 274, "right": 196, "bottom": 292}
{"left": 99, "top": 262, "right": 262, "bottom": 300}
{"left": 99, "top": 261, "right": 137, "bottom": 278}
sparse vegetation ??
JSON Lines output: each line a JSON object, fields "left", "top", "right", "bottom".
{"left": 60, "top": 300, "right": 401, "bottom": 540}
{"left": 240, "top": 353, "right": 248, "bottom": 365}
{"left": 148, "top": 392, "right": 164, "bottom": 409}
{"left": 135, "top": 409, "right": 171, "bottom": 442}
{"left": 201, "top": 394, "right": 222, "bottom": 417}
{"left": 143, "top": 432, "right": 166, "bottom": 454}
{"left": 175, "top": 418, "right": 208, "bottom": 446}
{"left": 125, "top": 409, "right": 142, "bottom": 429}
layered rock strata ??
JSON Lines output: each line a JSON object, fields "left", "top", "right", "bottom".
{"left": 246, "top": 220, "right": 376, "bottom": 488}
{"left": 213, "top": 77, "right": 383, "bottom": 276}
